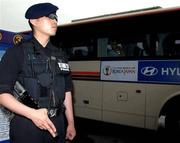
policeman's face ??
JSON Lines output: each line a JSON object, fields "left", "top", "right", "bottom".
{"left": 30, "top": 16, "right": 57, "bottom": 36}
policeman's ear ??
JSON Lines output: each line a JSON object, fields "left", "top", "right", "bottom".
{"left": 29, "top": 19, "right": 38, "bottom": 27}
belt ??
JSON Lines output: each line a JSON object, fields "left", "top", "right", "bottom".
{"left": 47, "top": 106, "right": 65, "bottom": 117}
{"left": 48, "top": 108, "right": 60, "bottom": 117}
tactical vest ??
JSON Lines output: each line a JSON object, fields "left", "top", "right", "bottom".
{"left": 17, "top": 41, "right": 70, "bottom": 108}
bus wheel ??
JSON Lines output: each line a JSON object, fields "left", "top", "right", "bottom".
{"left": 164, "top": 110, "right": 180, "bottom": 139}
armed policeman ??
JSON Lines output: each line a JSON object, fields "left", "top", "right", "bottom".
{"left": 0, "top": 2, "right": 76, "bottom": 143}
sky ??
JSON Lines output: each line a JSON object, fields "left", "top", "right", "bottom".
{"left": 1, "top": 0, "right": 180, "bottom": 32}
{"left": 59, "top": 0, "right": 180, "bottom": 22}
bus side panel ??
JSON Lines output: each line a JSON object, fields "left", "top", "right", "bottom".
{"left": 102, "top": 82, "right": 146, "bottom": 128}
{"left": 69, "top": 61, "right": 100, "bottom": 72}
{"left": 73, "top": 80, "right": 102, "bottom": 120}
{"left": 69, "top": 61, "right": 103, "bottom": 120}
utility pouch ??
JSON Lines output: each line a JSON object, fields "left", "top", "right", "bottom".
{"left": 37, "top": 73, "right": 53, "bottom": 87}
{"left": 37, "top": 73, "right": 53, "bottom": 99}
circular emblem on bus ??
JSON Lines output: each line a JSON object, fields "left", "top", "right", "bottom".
{"left": 103, "top": 66, "right": 112, "bottom": 76}
{"left": 13, "top": 34, "right": 23, "bottom": 45}
{"left": 141, "top": 66, "right": 158, "bottom": 76}
{"left": 0, "top": 32, "right": 2, "bottom": 41}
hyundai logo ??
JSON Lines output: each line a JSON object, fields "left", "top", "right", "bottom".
{"left": 141, "top": 66, "right": 158, "bottom": 76}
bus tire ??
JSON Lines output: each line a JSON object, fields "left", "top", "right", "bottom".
{"left": 163, "top": 107, "right": 180, "bottom": 141}
{"left": 165, "top": 112, "right": 180, "bottom": 132}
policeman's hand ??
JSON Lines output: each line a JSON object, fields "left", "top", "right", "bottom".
{"left": 66, "top": 124, "right": 76, "bottom": 141}
{"left": 30, "top": 108, "right": 57, "bottom": 137}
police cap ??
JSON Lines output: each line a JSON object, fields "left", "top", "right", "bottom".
{"left": 25, "top": 3, "right": 58, "bottom": 19}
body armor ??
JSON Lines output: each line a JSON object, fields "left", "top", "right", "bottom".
{"left": 17, "top": 40, "right": 70, "bottom": 110}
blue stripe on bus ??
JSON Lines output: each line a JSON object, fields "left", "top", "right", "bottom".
{"left": 138, "top": 60, "right": 180, "bottom": 83}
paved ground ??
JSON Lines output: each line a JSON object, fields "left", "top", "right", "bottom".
{"left": 72, "top": 118, "right": 155, "bottom": 143}
{"left": 88, "top": 134, "right": 125, "bottom": 143}
{"left": 71, "top": 118, "right": 180, "bottom": 143}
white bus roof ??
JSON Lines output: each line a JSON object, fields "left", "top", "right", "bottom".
{"left": 59, "top": 6, "right": 180, "bottom": 27}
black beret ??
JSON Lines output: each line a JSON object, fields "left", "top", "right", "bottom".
{"left": 25, "top": 3, "right": 58, "bottom": 19}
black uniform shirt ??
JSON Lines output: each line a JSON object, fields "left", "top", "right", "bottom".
{"left": 0, "top": 37, "right": 73, "bottom": 95}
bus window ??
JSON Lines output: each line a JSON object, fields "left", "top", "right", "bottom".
{"left": 99, "top": 34, "right": 149, "bottom": 58}
{"left": 107, "top": 39, "right": 125, "bottom": 57}
{"left": 98, "top": 36, "right": 148, "bottom": 58}
{"left": 97, "top": 38, "right": 126, "bottom": 57}
{"left": 130, "top": 42, "right": 146, "bottom": 57}
{"left": 156, "top": 33, "right": 165, "bottom": 56}
{"left": 61, "top": 38, "right": 96, "bottom": 60}
{"left": 72, "top": 46, "right": 88, "bottom": 57}
{"left": 162, "top": 32, "right": 180, "bottom": 56}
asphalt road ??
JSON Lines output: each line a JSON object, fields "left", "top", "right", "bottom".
{"left": 71, "top": 118, "right": 179, "bottom": 143}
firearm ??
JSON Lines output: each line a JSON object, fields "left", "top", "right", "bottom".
{"left": 13, "top": 81, "right": 59, "bottom": 137}
{"left": 14, "top": 81, "right": 39, "bottom": 109}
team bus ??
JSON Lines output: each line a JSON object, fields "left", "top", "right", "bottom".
{"left": 51, "top": 6, "right": 180, "bottom": 133}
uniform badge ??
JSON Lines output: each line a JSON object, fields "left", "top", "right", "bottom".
{"left": 58, "top": 62, "right": 70, "bottom": 71}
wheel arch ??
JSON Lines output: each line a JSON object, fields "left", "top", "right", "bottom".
{"left": 159, "top": 94, "right": 180, "bottom": 116}
{"left": 158, "top": 94, "right": 180, "bottom": 129}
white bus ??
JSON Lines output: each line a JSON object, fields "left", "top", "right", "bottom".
{"left": 51, "top": 6, "right": 180, "bottom": 133}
